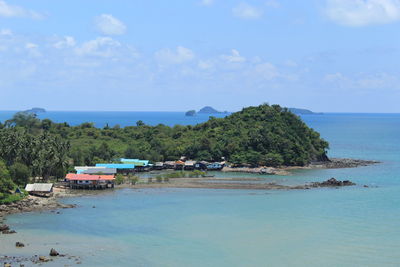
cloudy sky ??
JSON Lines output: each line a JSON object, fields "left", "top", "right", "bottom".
{"left": 1, "top": 0, "right": 400, "bottom": 112}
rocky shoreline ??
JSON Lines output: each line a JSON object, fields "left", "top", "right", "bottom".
{"left": 221, "top": 158, "right": 379, "bottom": 175}
{"left": 0, "top": 195, "right": 76, "bottom": 221}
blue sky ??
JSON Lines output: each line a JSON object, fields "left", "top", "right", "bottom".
{"left": 0, "top": 0, "right": 400, "bottom": 112}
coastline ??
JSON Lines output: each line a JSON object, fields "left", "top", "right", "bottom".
{"left": 221, "top": 158, "right": 380, "bottom": 175}
{"left": 0, "top": 157, "right": 375, "bottom": 266}
{"left": 0, "top": 158, "right": 378, "bottom": 220}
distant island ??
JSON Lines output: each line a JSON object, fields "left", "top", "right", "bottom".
{"left": 198, "top": 106, "right": 228, "bottom": 114}
{"left": 288, "top": 108, "right": 322, "bottom": 115}
{"left": 186, "top": 106, "right": 228, "bottom": 116}
{"left": 185, "top": 110, "right": 196, "bottom": 117}
{"left": 23, "top": 107, "right": 46, "bottom": 114}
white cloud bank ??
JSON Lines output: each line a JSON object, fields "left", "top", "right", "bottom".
{"left": 0, "top": 0, "right": 43, "bottom": 19}
{"left": 232, "top": 2, "right": 263, "bottom": 19}
{"left": 326, "top": 0, "right": 400, "bottom": 26}
{"left": 95, "top": 14, "right": 127, "bottom": 35}
{"left": 221, "top": 49, "right": 246, "bottom": 63}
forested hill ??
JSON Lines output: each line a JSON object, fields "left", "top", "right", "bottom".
{"left": 186, "top": 104, "right": 329, "bottom": 166}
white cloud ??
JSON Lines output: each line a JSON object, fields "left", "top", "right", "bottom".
{"left": 221, "top": 49, "right": 246, "bottom": 63}
{"left": 232, "top": 2, "right": 263, "bottom": 19}
{"left": 324, "top": 72, "right": 399, "bottom": 89}
{"left": 155, "top": 46, "right": 195, "bottom": 65}
{"left": 265, "top": 0, "right": 280, "bottom": 8}
{"left": 0, "top": 0, "right": 43, "bottom": 19}
{"left": 198, "top": 60, "right": 214, "bottom": 70}
{"left": 53, "top": 36, "right": 76, "bottom": 49}
{"left": 75, "top": 37, "right": 121, "bottom": 57}
{"left": 25, "top": 42, "right": 41, "bottom": 57}
{"left": 254, "top": 63, "right": 279, "bottom": 80}
{"left": 200, "top": 0, "right": 214, "bottom": 6}
{"left": 0, "top": 28, "right": 12, "bottom": 35}
{"left": 325, "top": 0, "right": 400, "bottom": 26}
{"left": 95, "top": 14, "right": 127, "bottom": 35}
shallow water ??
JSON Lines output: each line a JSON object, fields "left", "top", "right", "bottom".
{"left": 1, "top": 113, "right": 400, "bottom": 267}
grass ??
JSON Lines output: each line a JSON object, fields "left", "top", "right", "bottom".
{"left": 0, "top": 193, "right": 27, "bottom": 204}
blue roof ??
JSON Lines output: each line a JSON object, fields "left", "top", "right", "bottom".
{"left": 96, "top": 163, "right": 135, "bottom": 169}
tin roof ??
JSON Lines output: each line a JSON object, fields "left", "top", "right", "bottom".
{"left": 82, "top": 168, "right": 117, "bottom": 174}
{"left": 25, "top": 183, "right": 53, "bottom": 192}
{"left": 66, "top": 173, "right": 115, "bottom": 181}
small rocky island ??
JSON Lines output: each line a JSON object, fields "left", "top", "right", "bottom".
{"left": 185, "top": 106, "right": 229, "bottom": 116}
{"left": 23, "top": 107, "right": 46, "bottom": 114}
{"left": 288, "top": 108, "right": 322, "bottom": 115}
{"left": 185, "top": 110, "right": 196, "bottom": 116}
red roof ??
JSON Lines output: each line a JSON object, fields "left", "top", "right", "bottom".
{"left": 66, "top": 173, "right": 115, "bottom": 181}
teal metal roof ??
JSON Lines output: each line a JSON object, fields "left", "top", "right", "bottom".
{"left": 96, "top": 163, "right": 135, "bottom": 169}
{"left": 120, "top": 158, "right": 149, "bottom": 166}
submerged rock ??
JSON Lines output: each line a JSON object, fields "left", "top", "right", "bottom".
{"left": 39, "top": 256, "right": 50, "bottom": 262}
{"left": 312, "top": 178, "right": 355, "bottom": 187}
{"left": 15, "top": 242, "right": 25, "bottom": 247}
{"left": 0, "top": 224, "right": 9, "bottom": 231}
{"left": 2, "top": 230, "right": 16, "bottom": 234}
{"left": 49, "top": 248, "right": 59, "bottom": 256}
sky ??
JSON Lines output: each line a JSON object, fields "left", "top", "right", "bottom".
{"left": 0, "top": 0, "right": 400, "bottom": 112}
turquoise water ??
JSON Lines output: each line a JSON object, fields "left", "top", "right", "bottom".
{"left": 1, "top": 113, "right": 400, "bottom": 266}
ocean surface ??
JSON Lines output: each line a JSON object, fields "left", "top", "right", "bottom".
{"left": 0, "top": 111, "right": 228, "bottom": 127}
{"left": 1, "top": 113, "right": 400, "bottom": 266}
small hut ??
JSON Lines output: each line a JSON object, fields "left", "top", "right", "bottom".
{"left": 153, "top": 162, "right": 164, "bottom": 170}
{"left": 25, "top": 183, "right": 53, "bottom": 197}
{"left": 184, "top": 161, "right": 196, "bottom": 170}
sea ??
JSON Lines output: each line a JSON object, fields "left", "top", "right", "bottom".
{"left": 1, "top": 112, "right": 400, "bottom": 267}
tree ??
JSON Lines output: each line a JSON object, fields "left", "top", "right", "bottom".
{"left": 0, "top": 160, "right": 15, "bottom": 200}
{"left": 9, "top": 162, "right": 30, "bottom": 186}
{"left": 115, "top": 174, "right": 124, "bottom": 185}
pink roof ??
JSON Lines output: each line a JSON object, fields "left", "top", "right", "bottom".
{"left": 66, "top": 173, "right": 115, "bottom": 181}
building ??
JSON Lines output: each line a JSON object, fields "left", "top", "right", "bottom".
{"left": 96, "top": 163, "right": 135, "bottom": 174}
{"left": 184, "top": 160, "right": 196, "bottom": 170}
{"left": 207, "top": 162, "right": 224, "bottom": 170}
{"left": 66, "top": 174, "right": 115, "bottom": 189}
{"left": 175, "top": 160, "right": 185, "bottom": 170}
{"left": 75, "top": 166, "right": 117, "bottom": 175}
{"left": 25, "top": 183, "right": 53, "bottom": 197}
{"left": 195, "top": 161, "right": 208, "bottom": 170}
{"left": 164, "top": 161, "right": 175, "bottom": 169}
{"left": 120, "top": 158, "right": 150, "bottom": 172}
{"left": 153, "top": 162, "right": 164, "bottom": 170}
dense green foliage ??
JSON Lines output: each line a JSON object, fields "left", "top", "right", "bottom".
{"left": 0, "top": 104, "right": 329, "bottom": 201}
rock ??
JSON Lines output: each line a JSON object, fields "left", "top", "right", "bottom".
{"left": 49, "top": 248, "right": 59, "bottom": 256}
{"left": 15, "top": 242, "right": 25, "bottom": 247}
{"left": 0, "top": 224, "right": 10, "bottom": 231}
{"left": 4, "top": 263, "right": 11, "bottom": 267}
{"left": 2, "top": 230, "right": 17, "bottom": 234}
{"left": 312, "top": 177, "right": 356, "bottom": 188}
{"left": 39, "top": 256, "right": 50, "bottom": 262}
{"left": 92, "top": 206, "right": 96, "bottom": 208}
